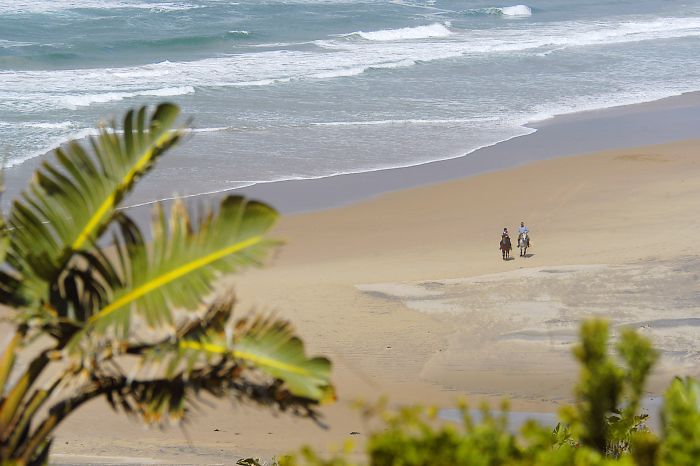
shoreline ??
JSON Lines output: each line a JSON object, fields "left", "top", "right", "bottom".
{"left": 235, "top": 90, "right": 700, "bottom": 214}
{"left": 3, "top": 90, "right": 700, "bottom": 217}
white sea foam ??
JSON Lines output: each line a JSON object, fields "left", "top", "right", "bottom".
{"left": 309, "top": 59, "right": 417, "bottom": 79}
{"left": 57, "top": 86, "right": 195, "bottom": 109}
{"left": 4, "top": 127, "right": 99, "bottom": 168}
{"left": 527, "top": 86, "right": 698, "bottom": 124}
{"left": 0, "top": 1, "right": 200, "bottom": 14}
{"left": 467, "top": 5, "right": 532, "bottom": 17}
{"left": 313, "top": 117, "right": 500, "bottom": 127}
{"left": 500, "top": 5, "right": 532, "bottom": 16}
{"left": 25, "top": 121, "right": 77, "bottom": 130}
{"left": 309, "top": 67, "right": 367, "bottom": 79}
{"left": 5, "top": 7, "right": 700, "bottom": 176}
{"left": 229, "top": 78, "right": 292, "bottom": 87}
{"left": 0, "top": 39, "right": 35, "bottom": 48}
{"left": 348, "top": 22, "right": 452, "bottom": 41}
{"left": 367, "top": 58, "right": 417, "bottom": 70}
{"left": 1, "top": 15, "right": 700, "bottom": 116}
{"left": 188, "top": 126, "right": 230, "bottom": 133}
{"left": 245, "top": 41, "right": 309, "bottom": 48}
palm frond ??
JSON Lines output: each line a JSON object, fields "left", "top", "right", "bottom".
{"left": 135, "top": 296, "right": 236, "bottom": 381}
{"left": 88, "top": 305, "right": 332, "bottom": 424}
{"left": 135, "top": 302, "right": 332, "bottom": 402}
{"left": 102, "top": 366, "right": 326, "bottom": 427}
{"left": 230, "top": 315, "right": 334, "bottom": 402}
{"left": 69, "top": 195, "right": 278, "bottom": 343}
{"left": 6, "top": 103, "right": 182, "bottom": 306}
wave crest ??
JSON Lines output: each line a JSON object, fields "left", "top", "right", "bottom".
{"left": 59, "top": 86, "right": 195, "bottom": 109}
{"left": 346, "top": 22, "right": 452, "bottom": 41}
{"left": 500, "top": 5, "right": 532, "bottom": 16}
{"left": 467, "top": 5, "right": 532, "bottom": 17}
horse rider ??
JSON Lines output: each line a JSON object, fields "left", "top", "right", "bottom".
{"left": 500, "top": 227, "right": 512, "bottom": 260}
{"left": 518, "top": 221, "right": 529, "bottom": 244}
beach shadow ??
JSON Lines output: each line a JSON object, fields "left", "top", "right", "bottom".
{"left": 521, "top": 253, "right": 536, "bottom": 259}
{"left": 502, "top": 257, "right": 515, "bottom": 261}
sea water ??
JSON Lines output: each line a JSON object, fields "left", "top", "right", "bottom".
{"left": 2, "top": 0, "right": 700, "bottom": 201}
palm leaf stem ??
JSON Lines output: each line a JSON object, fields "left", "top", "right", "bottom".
{"left": 0, "top": 352, "right": 50, "bottom": 436}
{"left": 0, "top": 331, "right": 23, "bottom": 397}
{"left": 179, "top": 341, "right": 317, "bottom": 378}
{"left": 3, "top": 375, "right": 62, "bottom": 456}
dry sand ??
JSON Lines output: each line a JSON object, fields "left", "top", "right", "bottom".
{"left": 24, "top": 138, "right": 700, "bottom": 462}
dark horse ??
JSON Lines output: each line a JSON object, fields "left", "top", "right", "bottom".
{"left": 500, "top": 235, "right": 512, "bottom": 260}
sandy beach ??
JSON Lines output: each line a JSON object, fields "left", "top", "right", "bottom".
{"left": 41, "top": 123, "right": 700, "bottom": 463}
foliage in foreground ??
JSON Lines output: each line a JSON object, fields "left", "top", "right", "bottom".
{"left": 282, "top": 321, "right": 700, "bottom": 466}
{"left": 0, "top": 103, "right": 333, "bottom": 465}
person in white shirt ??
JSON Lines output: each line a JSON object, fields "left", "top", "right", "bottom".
{"left": 517, "top": 221, "right": 530, "bottom": 255}
{"left": 518, "top": 221, "right": 529, "bottom": 236}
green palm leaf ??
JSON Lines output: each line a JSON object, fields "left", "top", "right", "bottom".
{"left": 137, "top": 297, "right": 235, "bottom": 381}
{"left": 7, "top": 103, "right": 182, "bottom": 304}
{"left": 141, "top": 309, "right": 333, "bottom": 402}
{"left": 72, "top": 195, "right": 278, "bottom": 341}
{"left": 230, "top": 315, "right": 333, "bottom": 402}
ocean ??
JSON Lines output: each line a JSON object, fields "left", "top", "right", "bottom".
{"left": 2, "top": 0, "right": 700, "bottom": 203}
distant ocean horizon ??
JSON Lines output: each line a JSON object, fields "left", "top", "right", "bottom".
{"left": 2, "top": 0, "right": 700, "bottom": 201}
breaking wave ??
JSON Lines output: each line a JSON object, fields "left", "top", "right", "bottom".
{"left": 467, "top": 5, "right": 532, "bottom": 17}
{"left": 344, "top": 22, "right": 452, "bottom": 41}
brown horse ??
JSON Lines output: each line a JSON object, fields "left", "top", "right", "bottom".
{"left": 500, "top": 235, "right": 512, "bottom": 260}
